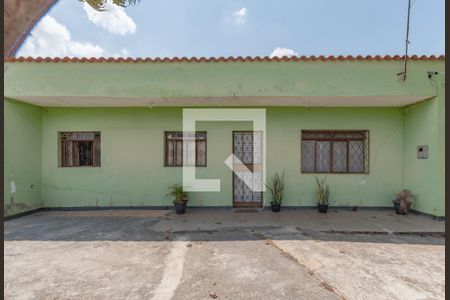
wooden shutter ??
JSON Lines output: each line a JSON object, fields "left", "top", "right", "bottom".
{"left": 196, "top": 140, "right": 206, "bottom": 167}
{"left": 61, "top": 132, "right": 73, "bottom": 167}
{"left": 61, "top": 140, "right": 73, "bottom": 167}
{"left": 93, "top": 139, "right": 101, "bottom": 167}
{"left": 60, "top": 131, "right": 101, "bottom": 167}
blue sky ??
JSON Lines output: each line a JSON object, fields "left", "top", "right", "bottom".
{"left": 17, "top": 0, "right": 445, "bottom": 58}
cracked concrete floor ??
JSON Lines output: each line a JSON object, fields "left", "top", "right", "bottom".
{"left": 4, "top": 211, "right": 445, "bottom": 300}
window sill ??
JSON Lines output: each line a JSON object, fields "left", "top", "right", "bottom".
{"left": 164, "top": 166, "right": 207, "bottom": 168}
{"left": 300, "top": 172, "right": 368, "bottom": 175}
{"left": 58, "top": 166, "right": 101, "bottom": 168}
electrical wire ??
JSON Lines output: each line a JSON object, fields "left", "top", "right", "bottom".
{"left": 397, "top": 0, "right": 412, "bottom": 80}
{"left": 402, "top": 73, "right": 440, "bottom": 116}
{"left": 429, "top": 76, "right": 439, "bottom": 98}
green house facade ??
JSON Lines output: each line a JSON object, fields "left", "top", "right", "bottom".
{"left": 4, "top": 55, "right": 445, "bottom": 218}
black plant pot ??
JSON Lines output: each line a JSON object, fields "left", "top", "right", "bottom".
{"left": 392, "top": 199, "right": 410, "bottom": 215}
{"left": 174, "top": 201, "right": 187, "bottom": 214}
{"left": 271, "top": 203, "right": 281, "bottom": 212}
{"left": 392, "top": 199, "right": 401, "bottom": 214}
{"left": 317, "top": 204, "right": 329, "bottom": 213}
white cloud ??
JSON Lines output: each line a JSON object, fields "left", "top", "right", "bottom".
{"left": 112, "top": 48, "right": 131, "bottom": 58}
{"left": 233, "top": 7, "right": 247, "bottom": 24}
{"left": 17, "top": 15, "right": 105, "bottom": 57}
{"left": 270, "top": 47, "right": 298, "bottom": 58}
{"left": 121, "top": 48, "right": 130, "bottom": 56}
{"left": 83, "top": 1, "right": 136, "bottom": 35}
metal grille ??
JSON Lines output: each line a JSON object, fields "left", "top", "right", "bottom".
{"left": 233, "top": 175, "right": 245, "bottom": 202}
{"left": 316, "top": 141, "right": 331, "bottom": 172}
{"left": 301, "top": 141, "right": 315, "bottom": 172}
{"left": 348, "top": 140, "right": 364, "bottom": 172}
{"left": 60, "top": 132, "right": 100, "bottom": 167}
{"left": 242, "top": 133, "right": 253, "bottom": 164}
{"left": 332, "top": 141, "right": 347, "bottom": 172}
{"left": 233, "top": 172, "right": 255, "bottom": 202}
{"left": 233, "top": 132, "right": 262, "bottom": 164}
{"left": 165, "top": 132, "right": 207, "bottom": 167}
{"left": 301, "top": 130, "right": 369, "bottom": 174}
{"left": 252, "top": 133, "right": 262, "bottom": 164}
{"left": 76, "top": 141, "right": 93, "bottom": 166}
{"left": 233, "top": 132, "right": 243, "bottom": 164}
{"left": 232, "top": 132, "right": 263, "bottom": 206}
{"left": 73, "top": 132, "right": 95, "bottom": 140}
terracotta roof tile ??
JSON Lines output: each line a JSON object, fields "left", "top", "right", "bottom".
{"left": 4, "top": 55, "right": 445, "bottom": 63}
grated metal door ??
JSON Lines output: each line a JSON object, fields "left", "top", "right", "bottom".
{"left": 232, "top": 131, "right": 263, "bottom": 207}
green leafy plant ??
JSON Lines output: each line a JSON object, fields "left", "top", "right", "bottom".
{"left": 265, "top": 172, "right": 285, "bottom": 205}
{"left": 80, "top": 0, "right": 140, "bottom": 11}
{"left": 166, "top": 184, "right": 189, "bottom": 204}
{"left": 395, "top": 189, "right": 415, "bottom": 214}
{"left": 315, "top": 176, "right": 329, "bottom": 205}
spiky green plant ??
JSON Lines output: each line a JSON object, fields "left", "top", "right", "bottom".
{"left": 315, "top": 176, "right": 329, "bottom": 205}
{"left": 80, "top": 0, "right": 140, "bottom": 11}
{"left": 166, "top": 184, "right": 189, "bottom": 204}
{"left": 265, "top": 171, "right": 285, "bottom": 205}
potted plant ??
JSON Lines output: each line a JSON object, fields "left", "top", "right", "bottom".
{"left": 315, "top": 176, "right": 329, "bottom": 213}
{"left": 265, "top": 171, "right": 285, "bottom": 212}
{"left": 393, "top": 189, "right": 415, "bottom": 215}
{"left": 167, "top": 184, "right": 189, "bottom": 214}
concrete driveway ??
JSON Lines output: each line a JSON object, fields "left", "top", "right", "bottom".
{"left": 4, "top": 210, "right": 445, "bottom": 299}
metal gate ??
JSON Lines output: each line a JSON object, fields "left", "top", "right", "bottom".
{"left": 232, "top": 131, "right": 263, "bottom": 207}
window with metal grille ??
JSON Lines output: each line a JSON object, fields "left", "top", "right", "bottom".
{"left": 60, "top": 132, "right": 101, "bottom": 167}
{"left": 301, "top": 130, "right": 369, "bottom": 174}
{"left": 165, "top": 132, "right": 207, "bottom": 167}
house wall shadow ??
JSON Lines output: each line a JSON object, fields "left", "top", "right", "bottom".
{"left": 4, "top": 215, "right": 444, "bottom": 246}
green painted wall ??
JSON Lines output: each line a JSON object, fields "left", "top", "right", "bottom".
{"left": 3, "top": 60, "right": 445, "bottom": 216}
{"left": 4, "top": 99, "right": 42, "bottom": 216}
{"left": 4, "top": 61, "right": 438, "bottom": 99}
{"left": 402, "top": 74, "right": 445, "bottom": 217}
{"left": 40, "top": 107, "right": 403, "bottom": 209}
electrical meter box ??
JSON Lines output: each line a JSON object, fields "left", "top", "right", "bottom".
{"left": 417, "top": 145, "right": 429, "bottom": 159}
